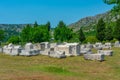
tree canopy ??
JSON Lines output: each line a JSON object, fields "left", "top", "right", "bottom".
{"left": 46, "top": 21, "right": 51, "bottom": 31}
{"left": 103, "top": 0, "right": 120, "bottom": 5}
{"left": 8, "top": 36, "right": 20, "bottom": 44}
{"left": 113, "top": 19, "right": 120, "bottom": 40}
{"left": 96, "top": 18, "right": 106, "bottom": 41}
{"left": 78, "top": 28, "right": 86, "bottom": 43}
{"left": 34, "top": 21, "right": 38, "bottom": 27}
{"left": 104, "top": 26, "right": 113, "bottom": 41}
{"left": 54, "top": 21, "right": 73, "bottom": 42}
{"left": 0, "top": 29, "right": 5, "bottom": 41}
{"left": 20, "top": 24, "right": 50, "bottom": 43}
{"left": 103, "top": 0, "right": 120, "bottom": 12}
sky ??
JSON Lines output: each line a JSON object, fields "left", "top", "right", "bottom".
{"left": 0, "top": 0, "right": 113, "bottom": 27}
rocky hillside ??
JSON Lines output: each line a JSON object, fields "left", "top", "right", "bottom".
{"left": 69, "top": 11, "right": 120, "bottom": 31}
{"left": 0, "top": 24, "right": 32, "bottom": 41}
{"left": 0, "top": 24, "right": 30, "bottom": 32}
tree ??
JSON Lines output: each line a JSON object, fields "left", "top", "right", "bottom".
{"left": 32, "top": 26, "right": 50, "bottom": 43}
{"left": 78, "top": 28, "right": 86, "bottom": 43}
{"left": 96, "top": 18, "right": 106, "bottom": 41}
{"left": 21, "top": 24, "right": 33, "bottom": 42}
{"left": 8, "top": 36, "right": 20, "bottom": 44}
{"left": 57, "top": 21, "right": 66, "bottom": 28}
{"left": 103, "top": 0, "right": 120, "bottom": 5}
{"left": 104, "top": 26, "right": 113, "bottom": 41}
{"left": 103, "top": 0, "right": 120, "bottom": 12}
{"left": 113, "top": 19, "right": 120, "bottom": 40}
{"left": 34, "top": 21, "right": 38, "bottom": 27}
{"left": 54, "top": 21, "right": 73, "bottom": 42}
{"left": 21, "top": 24, "right": 50, "bottom": 43}
{"left": 46, "top": 21, "right": 51, "bottom": 31}
{"left": 0, "top": 29, "right": 5, "bottom": 41}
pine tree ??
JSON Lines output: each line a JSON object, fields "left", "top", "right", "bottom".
{"left": 96, "top": 18, "right": 106, "bottom": 41}
{"left": 21, "top": 24, "right": 32, "bottom": 42}
{"left": 34, "top": 21, "right": 38, "bottom": 27}
{"left": 58, "top": 21, "right": 66, "bottom": 28}
{"left": 113, "top": 19, "right": 120, "bottom": 40}
{"left": 78, "top": 28, "right": 85, "bottom": 43}
{"left": 0, "top": 29, "right": 5, "bottom": 41}
{"left": 46, "top": 21, "right": 51, "bottom": 31}
{"left": 104, "top": 26, "right": 113, "bottom": 41}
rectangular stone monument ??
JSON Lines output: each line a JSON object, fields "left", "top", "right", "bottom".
{"left": 55, "top": 43, "right": 80, "bottom": 56}
{"left": 48, "top": 51, "right": 66, "bottom": 58}
{"left": 11, "top": 46, "right": 22, "bottom": 56}
{"left": 84, "top": 54, "right": 104, "bottom": 61}
{"left": 97, "top": 50, "right": 113, "bottom": 56}
{"left": 40, "top": 42, "right": 50, "bottom": 51}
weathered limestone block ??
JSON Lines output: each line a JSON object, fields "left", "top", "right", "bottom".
{"left": 40, "top": 42, "right": 50, "bottom": 51}
{"left": 20, "top": 43, "right": 40, "bottom": 56}
{"left": 25, "top": 43, "right": 33, "bottom": 51}
{"left": 84, "top": 54, "right": 104, "bottom": 61}
{"left": 55, "top": 43, "right": 80, "bottom": 56}
{"left": 3, "top": 45, "right": 13, "bottom": 54}
{"left": 80, "top": 48, "right": 91, "bottom": 54}
{"left": 40, "top": 49, "right": 50, "bottom": 56}
{"left": 102, "top": 43, "right": 112, "bottom": 49}
{"left": 20, "top": 49, "right": 40, "bottom": 56}
{"left": 93, "top": 42, "right": 103, "bottom": 50}
{"left": 114, "top": 41, "right": 120, "bottom": 47}
{"left": 97, "top": 50, "right": 113, "bottom": 56}
{"left": 11, "top": 46, "right": 22, "bottom": 56}
{"left": 48, "top": 51, "right": 66, "bottom": 58}
{"left": 50, "top": 43, "right": 58, "bottom": 48}
{"left": 86, "top": 43, "right": 93, "bottom": 49}
{"left": 80, "top": 45, "right": 86, "bottom": 49}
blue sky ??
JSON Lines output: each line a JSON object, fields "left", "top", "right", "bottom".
{"left": 0, "top": 0, "right": 113, "bottom": 27}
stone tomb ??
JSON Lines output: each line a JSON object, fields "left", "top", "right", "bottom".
{"left": 93, "top": 42, "right": 103, "bottom": 50}
{"left": 80, "top": 48, "right": 91, "bottom": 54}
{"left": 48, "top": 48, "right": 66, "bottom": 58}
{"left": 80, "top": 44, "right": 92, "bottom": 54}
{"left": 50, "top": 43, "right": 58, "bottom": 48}
{"left": 11, "top": 46, "right": 22, "bottom": 56}
{"left": 102, "top": 43, "right": 112, "bottom": 49}
{"left": 25, "top": 43, "right": 33, "bottom": 51}
{"left": 40, "top": 42, "right": 50, "bottom": 55}
{"left": 97, "top": 50, "right": 113, "bottom": 56}
{"left": 84, "top": 54, "right": 104, "bottom": 61}
{"left": 114, "top": 41, "right": 120, "bottom": 47}
{"left": 40, "top": 42, "right": 50, "bottom": 51}
{"left": 20, "top": 43, "right": 40, "bottom": 56}
{"left": 55, "top": 43, "right": 80, "bottom": 56}
{"left": 3, "top": 43, "right": 22, "bottom": 56}
{"left": 3, "top": 43, "right": 14, "bottom": 55}
{"left": 86, "top": 43, "right": 93, "bottom": 49}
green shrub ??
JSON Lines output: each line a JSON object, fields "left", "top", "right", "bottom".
{"left": 7, "top": 36, "right": 20, "bottom": 44}
{"left": 85, "top": 36, "right": 99, "bottom": 43}
{"left": 110, "top": 38, "right": 118, "bottom": 43}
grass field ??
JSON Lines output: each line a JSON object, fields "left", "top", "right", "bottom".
{"left": 0, "top": 47, "right": 120, "bottom": 80}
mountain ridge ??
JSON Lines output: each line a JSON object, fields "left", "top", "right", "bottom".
{"left": 69, "top": 11, "right": 120, "bottom": 31}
